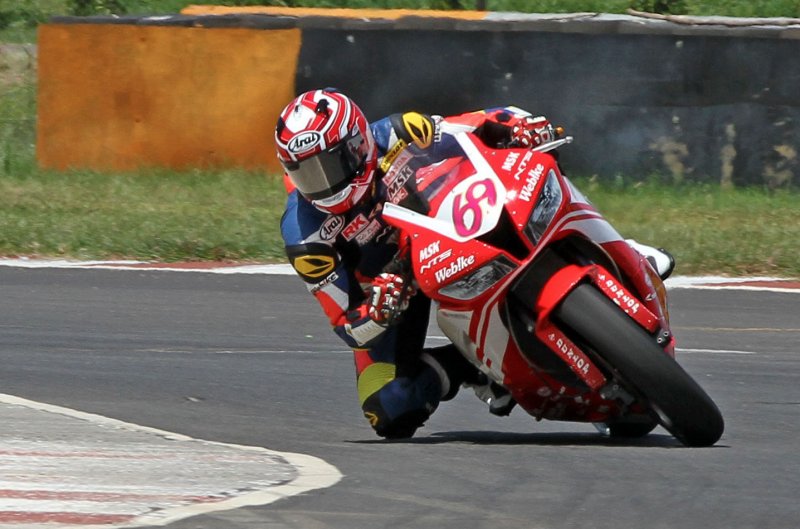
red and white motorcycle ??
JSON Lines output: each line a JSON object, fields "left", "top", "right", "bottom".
{"left": 382, "top": 131, "right": 724, "bottom": 447}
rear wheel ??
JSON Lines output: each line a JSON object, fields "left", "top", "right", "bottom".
{"left": 553, "top": 284, "right": 724, "bottom": 447}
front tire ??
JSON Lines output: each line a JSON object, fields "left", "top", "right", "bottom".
{"left": 553, "top": 284, "right": 724, "bottom": 447}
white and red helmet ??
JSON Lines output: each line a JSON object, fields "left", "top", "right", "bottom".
{"left": 275, "top": 89, "right": 377, "bottom": 214}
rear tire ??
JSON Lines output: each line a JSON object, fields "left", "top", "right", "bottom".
{"left": 553, "top": 284, "right": 724, "bottom": 447}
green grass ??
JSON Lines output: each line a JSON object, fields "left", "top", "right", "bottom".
{"left": 0, "top": 168, "right": 288, "bottom": 262}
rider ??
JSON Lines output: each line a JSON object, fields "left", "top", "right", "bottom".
{"left": 277, "top": 88, "right": 674, "bottom": 439}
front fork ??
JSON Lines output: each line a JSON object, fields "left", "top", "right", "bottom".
{"left": 532, "top": 263, "right": 667, "bottom": 391}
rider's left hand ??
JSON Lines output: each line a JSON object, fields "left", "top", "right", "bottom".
{"left": 509, "top": 115, "right": 557, "bottom": 149}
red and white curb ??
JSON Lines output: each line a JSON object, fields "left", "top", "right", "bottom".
{"left": 0, "top": 258, "right": 797, "bottom": 293}
{"left": 0, "top": 394, "right": 342, "bottom": 529}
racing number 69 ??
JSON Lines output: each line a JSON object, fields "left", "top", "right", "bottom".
{"left": 453, "top": 178, "right": 497, "bottom": 237}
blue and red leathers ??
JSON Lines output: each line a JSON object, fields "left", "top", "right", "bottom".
{"left": 280, "top": 107, "right": 535, "bottom": 437}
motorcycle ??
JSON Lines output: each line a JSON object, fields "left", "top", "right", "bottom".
{"left": 381, "top": 130, "right": 724, "bottom": 447}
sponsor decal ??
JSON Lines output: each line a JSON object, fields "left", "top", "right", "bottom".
{"left": 379, "top": 139, "right": 408, "bottom": 172}
{"left": 355, "top": 219, "right": 383, "bottom": 245}
{"left": 513, "top": 151, "right": 534, "bottom": 181}
{"left": 386, "top": 166, "right": 413, "bottom": 202}
{"left": 547, "top": 333, "right": 591, "bottom": 376}
{"left": 388, "top": 187, "right": 408, "bottom": 204}
{"left": 342, "top": 214, "right": 368, "bottom": 241}
{"left": 292, "top": 254, "right": 336, "bottom": 280}
{"left": 402, "top": 112, "right": 435, "bottom": 149}
{"left": 420, "top": 248, "right": 452, "bottom": 273}
{"left": 432, "top": 115, "right": 443, "bottom": 143}
{"left": 434, "top": 254, "right": 476, "bottom": 283}
{"left": 501, "top": 151, "right": 520, "bottom": 172}
{"left": 309, "top": 271, "right": 339, "bottom": 294}
{"left": 419, "top": 240, "right": 441, "bottom": 261}
{"left": 419, "top": 241, "right": 455, "bottom": 274}
{"left": 364, "top": 411, "right": 379, "bottom": 426}
{"left": 345, "top": 319, "right": 386, "bottom": 346}
{"left": 598, "top": 272, "right": 641, "bottom": 314}
{"left": 319, "top": 215, "right": 344, "bottom": 240}
{"left": 519, "top": 163, "right": 545, "bottom": 202}
{"left": 382, "top": 149, "right": 413, "bottom": 184}
{"left": 287, "top": 131, "right": 321, "bottom": 154}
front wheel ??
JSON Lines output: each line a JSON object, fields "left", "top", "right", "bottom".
{"left": 553, "top": 284, "right": 724, "bottom": 447}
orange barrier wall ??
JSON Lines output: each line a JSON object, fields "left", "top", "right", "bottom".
{"left": 179, "top": 5, "right": 487, "bottom": 20}
{"left": 37, "top": 23, "right": 300, "bottom": 172}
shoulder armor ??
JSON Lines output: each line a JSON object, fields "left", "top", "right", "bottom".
{"left": 389, "top": 112, "right": 436, "bottom": 149}
{"left": 285, "top": 242, "right": 340, "bottom": 284}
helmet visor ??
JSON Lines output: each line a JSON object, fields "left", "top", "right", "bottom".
{"left": 283, "top": 131, "right": 368, "bottom": 201}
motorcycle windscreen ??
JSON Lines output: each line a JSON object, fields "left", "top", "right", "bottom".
{"left": 384, "top": 132, "right": 507, "bottom": 243}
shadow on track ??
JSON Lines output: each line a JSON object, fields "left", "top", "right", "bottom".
{"left": 350, "top": 430, "right": 692, "bottom": 448}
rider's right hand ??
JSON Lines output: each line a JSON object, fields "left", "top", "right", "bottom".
{"left": 366, "top": 273, "right": 416, "bottom": 326}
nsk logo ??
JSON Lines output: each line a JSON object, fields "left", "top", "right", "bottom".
{"left": 288, "top": 132, "right": 321, "bottom": 153}
{"left": 501, "top": 152, "right": 520, "bottom": 172}
{"left": 519, "top": 163, "right": 545, "bottom": 202}
{"left": 434, "top": 255, "right": 476, "bottom": 283}
{"left": 419, "top": 240, "right": 441, "bottom": 261}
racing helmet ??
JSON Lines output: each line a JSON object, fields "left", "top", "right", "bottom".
{"left": 275, "top": 89, "right": 377, "bottom": 214}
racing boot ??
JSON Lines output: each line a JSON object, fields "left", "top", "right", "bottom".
{"left": 466, "top": 374, "right": 517, "bottom": 417}
{"left": 626, "top": 239, "right": 676, "bottom": 281}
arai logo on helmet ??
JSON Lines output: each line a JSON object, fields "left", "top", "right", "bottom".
{"left": 288, "top": 132, "right": 322, "bottom": 154}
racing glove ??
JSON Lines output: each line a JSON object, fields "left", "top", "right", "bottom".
{"left": 509, "top": 115, "right": 557, "bottom": 149}
{"left": 366, "top": 273, "right": 417, "bottom": 326}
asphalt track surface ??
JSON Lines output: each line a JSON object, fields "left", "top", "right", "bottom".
{"left": 1, "top": 265, "right": 798, "bottom": 529}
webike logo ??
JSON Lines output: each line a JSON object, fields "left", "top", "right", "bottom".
{"left": 434, "top": 254, "right": 476, "bottom": 284}
{"left": 288, "top": 131, "right": 321, "bottom": 154}
{"left": 519, "top": 163, "right": 545, "bottom": 202}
